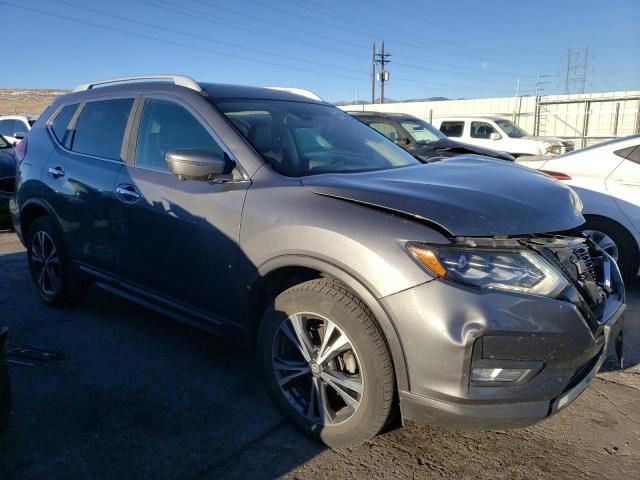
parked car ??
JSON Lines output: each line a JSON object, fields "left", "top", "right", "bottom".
{"left": 0, "top": 134, "right": 17, "bottom": 223}
{"left": 12, "top": 75, "right": 625, "bottom": 447}
{"left": 349, "top": 112, "right": 514, "bottom": 162}
{"left": 433, "top": 116, "right": 574, "bottom": 158}
{"left": 0, "top": 115, "right": 36, "bottom": 145}
{"left": 518, "top": 134, "right": 640, "bottom": 280}
{"left": 0, "top": 327, "right": 10, "bottom": 433}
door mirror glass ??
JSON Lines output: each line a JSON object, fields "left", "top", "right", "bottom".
{"left": 396, "top": 137, "right": 411, "bottom": 146}
{"left": 165, "top": 148, "right": 234, "bottom": 181}
{"left": 490, "top": 132, "right": 502, "bottom": 141}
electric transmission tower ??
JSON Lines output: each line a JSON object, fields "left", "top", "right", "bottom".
{"left": 564, "top": 47, "right": 589, "bottom": 94}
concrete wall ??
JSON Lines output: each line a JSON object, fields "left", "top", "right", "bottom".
{"left": 340, "top": 90, "right": 640, "bottom": 147}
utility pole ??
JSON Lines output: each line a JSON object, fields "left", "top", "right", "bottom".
{"left": 374, "top": 41, "right": 391, "bottom": 104}
{"left": 371, "top": 42, "right": 376, "bottom": 104}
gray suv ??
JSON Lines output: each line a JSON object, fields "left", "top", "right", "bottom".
{"left": 11, "top": 75, "right": 625, "bottom": 447}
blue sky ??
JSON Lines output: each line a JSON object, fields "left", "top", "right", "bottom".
{"left": 2, "top": 0, "right": 639, "bottom": 102}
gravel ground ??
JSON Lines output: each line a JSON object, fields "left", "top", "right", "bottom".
{"left": 0, "top": 229, "right": 638, "bottom": 479}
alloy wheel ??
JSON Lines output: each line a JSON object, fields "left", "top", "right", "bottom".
{"left": 583, "top": 229, "right": 619, "bottom": 262}
{"left": 272, "top": 312, "right": 363, "bottom": 426}
{"left": 30, "top": 230, "right": 61, "bottom": 295}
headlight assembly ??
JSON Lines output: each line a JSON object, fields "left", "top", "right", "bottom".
{"left": 407, "top": 244, "right": 568, "bottom": 297}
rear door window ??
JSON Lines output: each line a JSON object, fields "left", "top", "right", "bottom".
{"left": 71, "top": 98, "right": 134, "bottom": 160}
{"left": 135, "top": 99, "right": 224, "bottom": 171}
{"left": 51, "top": 104, "right": 79, "bottom": 144}
{"left": 470, "top": 121, "right": 497, "bottom": 139}
{"left": 439, "top": 121, "right": 464, "bottom": 137}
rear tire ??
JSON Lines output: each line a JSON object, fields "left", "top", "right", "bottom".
{"left": 583, "top": 216, "right": 639, "bottom": 282}
{"left": 26, "top": 217, "right": 89, "bottom": 307}
{"left": 258, "top": 279, "right": 395, "bottom": 447}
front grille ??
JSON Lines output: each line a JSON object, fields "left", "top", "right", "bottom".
{"left": 524, "top": 236, "right": 613, "bottom": 331}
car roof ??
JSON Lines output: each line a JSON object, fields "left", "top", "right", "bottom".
{"left": 349, "top": 111, "right": 420, "bottom": 120}
{"left": 435, "top": 116, "right": 509, "bottom": 122}
{"left": 0, "top": 115, "right": 36, "bottom": 120}
{"left": 59, "top": 79, "right": 327, "bottom": 105}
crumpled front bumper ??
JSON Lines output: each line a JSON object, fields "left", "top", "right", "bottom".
{"left": 383, "top": 275, "right": 625, "bottom": 431}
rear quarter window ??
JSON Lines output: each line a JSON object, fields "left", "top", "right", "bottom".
{"left": 439, "top": 121, "right": 464, "bottom": 137}
{"left": 71, "top": 98, "right": 134, "bottom": 161}
{"left": 51, "top": 104, "right": 79, "bottom": 144}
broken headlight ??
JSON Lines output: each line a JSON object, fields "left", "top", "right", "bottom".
{"left": 407, "top": 244, "right": 568, "bottom": 297}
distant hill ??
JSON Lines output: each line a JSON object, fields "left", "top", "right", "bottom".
{"left": 0, "top": 89, "right": 68, "bottom": 116}
{"left": 335, "top": 96, "right": 449, "bottom": 106}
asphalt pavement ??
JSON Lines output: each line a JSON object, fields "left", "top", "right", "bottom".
{"left": 0, "top": 229, "right": 638, "bottom": 479}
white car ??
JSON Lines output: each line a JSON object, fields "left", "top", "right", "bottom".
{"left": 0, "top": 115, "right": 36, "bottom": 145}
{"left": 433, "top": 116, "right": 574, "bottom": 158}
{"left": 518, "top": 134, "right": 640, "bottom": 280}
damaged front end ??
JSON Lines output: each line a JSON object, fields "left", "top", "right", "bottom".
{"left": 388, "top": 231, "right": 626, "bottom": 430}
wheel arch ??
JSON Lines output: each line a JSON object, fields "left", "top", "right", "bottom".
{"left": 251, "top": 255, "right": 410, "bottom": 391}
{"left": 19, "top": 198, "right": 60, "bottom": 244}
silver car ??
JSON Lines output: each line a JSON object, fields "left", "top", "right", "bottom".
{"left": 12, "top": 75, "right": 625, "bottom": 447}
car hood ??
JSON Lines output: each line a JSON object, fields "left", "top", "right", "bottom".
{"left": 302, "top": 156, "right": 584, "bottom": 237}
{"left": 522, "top": 136, "right": 570, "bottom": 145}
{"left": 416, "top": 139, "right": 514, "bottom": 161}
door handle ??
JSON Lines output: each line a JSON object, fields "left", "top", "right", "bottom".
{"left": 47, "top": 166, "right": 65, "bottom": 179}
{"left": 115, "top": 184, "right": 141, "bottom": 203}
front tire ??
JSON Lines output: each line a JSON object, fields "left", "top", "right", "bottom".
{"left": 583, "top": 216, "right": 639, "bottom": 282}
{"left": 258, "top": 279, "right": 395, "bottom": 447}
{"left": 26, "top": 217, "right": 88, "bottom": 307}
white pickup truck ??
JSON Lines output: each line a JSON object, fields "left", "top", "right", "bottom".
{"left": 433, "top": 116, "right": 574, "bottom": 158}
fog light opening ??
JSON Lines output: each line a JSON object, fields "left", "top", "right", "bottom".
{"left": 471, "top": 367, "right": 530, "bottom": 383}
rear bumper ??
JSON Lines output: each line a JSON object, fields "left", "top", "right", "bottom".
{"left": 398, "top": 300, "right": 624, "bottom": 430}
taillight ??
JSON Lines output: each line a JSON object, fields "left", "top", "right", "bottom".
{"left": 15, "top": 137, "right": 28, "bottom": 161}
{"left": 541, "top": 170, "right": 571, "bottom": 181}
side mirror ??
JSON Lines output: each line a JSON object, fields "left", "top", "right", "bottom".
{"left": 396, "top": 137, "right": 411, "bottom": 146}
{"left": 489, "top": 132, "right": 502, "bottom": 141}
{"left": 165, "top": 148, "right": 235, "bottom": 181}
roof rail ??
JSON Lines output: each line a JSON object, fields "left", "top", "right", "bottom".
{"left": 73, "top": 74, "right": 202, "bottom": 93}
{"left": 266, "top": 87, "right": 323, "bottom": 101}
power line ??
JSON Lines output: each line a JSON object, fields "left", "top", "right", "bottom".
{"left": 50, "top": 0, "right": 365, "bottom": 75}
{"left": 155, "top": 0, "right": 529, "bottom": 81}
{"left": 277, "top": 0, "right": 547, "bottom": 66}
{"left": 234, "top": 0, "right": 544, "bottom": 67}
{"left": 1, "top": 1, "right": 368, "bottom": 83}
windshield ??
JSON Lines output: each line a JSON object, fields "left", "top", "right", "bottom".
{"left": 216, "top": 100, "right": 420, "bottom": 176}
{"left": 495, "top": 119, "right": 530, "bottom": 138}
{"left": 399, "top": 118, "right": 445, "bottom": 144}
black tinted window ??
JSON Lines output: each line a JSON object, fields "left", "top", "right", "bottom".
{"left": 625, "top": 146, "right": 640, "bottom": 164}
{"left": 470, "top": 121, "right": 496, "bottom": 139}
{"left": 217, "top": 100, "right": 419, "bottom": 176}
{"left": 72, "top": 99, "right": 133, "bottom": 160}
{"left": 135, "top": 99, "right": 223, "bottom": 171}
{"left": 0, "top": 120, "right": 15, "bottom": 137}
{"left": 51, "top": 104, "right": 78, "bottom": 144}
{"left": 439, "top": 121, "right": 464, "bottom": 137}
{"left": 613, "top": 145, "right": 640, "bottom": 162}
